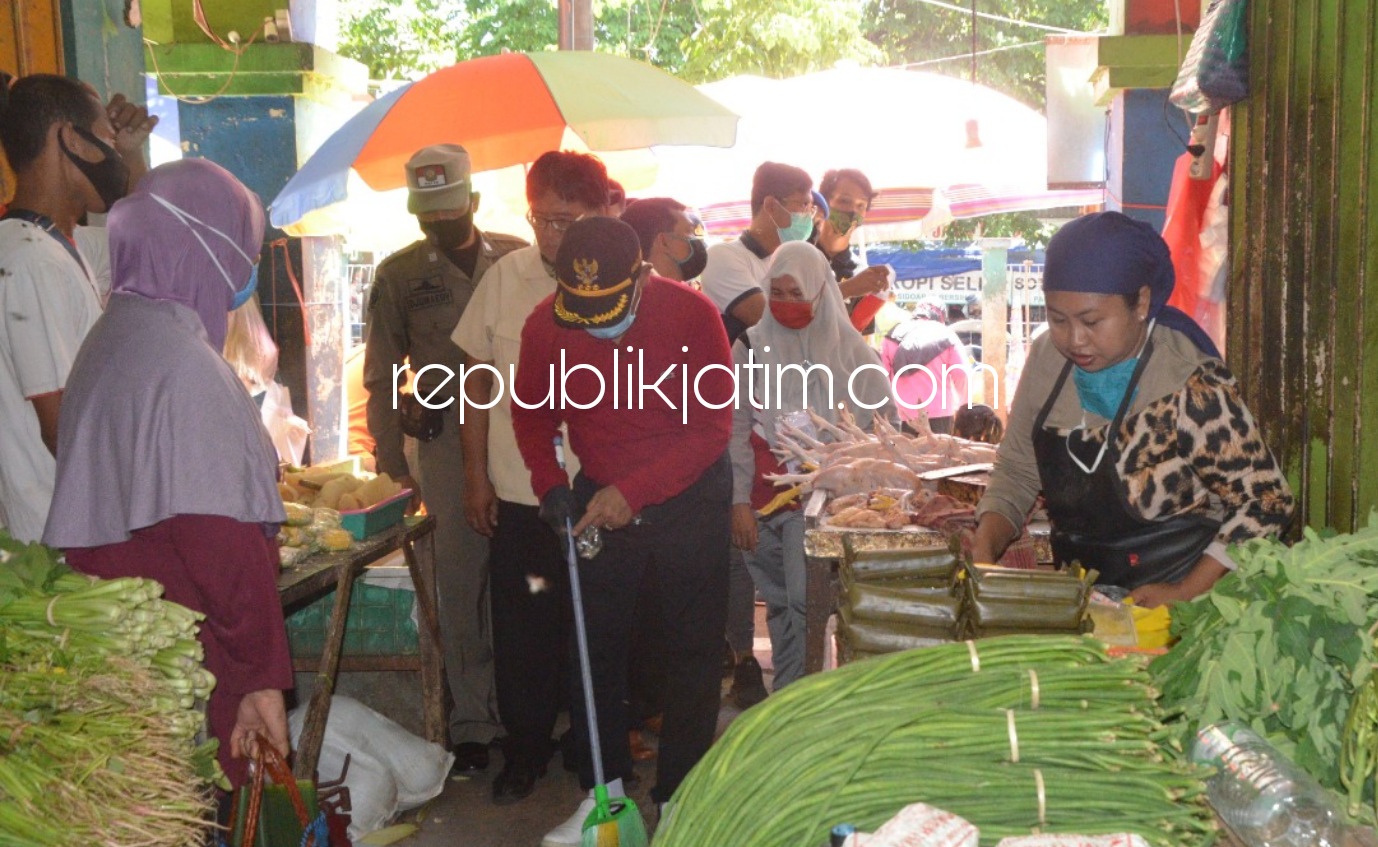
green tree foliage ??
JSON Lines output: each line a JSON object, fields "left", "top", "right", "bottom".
{"left": 335, "top": 0, "right": 1105, "bottom": 110}
{"left": 863, "top": 0, "right": 1109, "bottom": 110}
{"left": 336, "top": 0, "right": 466, "bottom": 80}
{"left": 677, "top": 0, "right": 881, "bottom": 83}
{"left": 453, "top": 0, "right": 696, "bottom": 75}
{"left": 941, "top": 209, "right": 1057, "bottom": 248}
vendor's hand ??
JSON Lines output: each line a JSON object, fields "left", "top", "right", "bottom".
{"left": 731, "top": 503, "right": 759, "bottom": 552}
{"left": 464, "top": 475, "right": 498, "bottom": 536}
{"left": 573, "top": 486, "right": 634, "bottom": 536}
{"left": 231, "top": 689, "right": 289, "bottom": 760}
{"left": 539, "top": 485, "right": 578, "bottom": 540}
{"left": 839, "top": 265, "right": 889, "bottom": 300}
{"left": 396, "top": 474, "right": 422, "bottom": 514}
{"left": 1127, "top": 581, "right": 1194, "bottom": 609}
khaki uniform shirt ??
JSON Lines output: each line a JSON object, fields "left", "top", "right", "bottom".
{"left": 364, "top": 230, "right": 526, "bottom": 477}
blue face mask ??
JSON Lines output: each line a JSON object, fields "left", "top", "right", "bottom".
{"left": 777, "top": 210, "right": 814, "bottom": 244}
{"left": 1072, "top": 356, "right": 1139, "bottom": 420}
{"left": 586, "top": 310, "right": 634, "bottom": 339}
{"left": 231, "top": 264, "right": 259, "bottom": 310}
{"left": 1071, "top": 316, "right": 1156, "bottom": 421}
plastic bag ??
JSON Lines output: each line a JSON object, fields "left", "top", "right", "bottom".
{"left": 1169, "top": 0, "right": 1250, "bottom": 113}
{"left": 289, "top": 696, "right": 454, "bottom": 840}
{"left": 261, "top": 382, "right": 311, "bottom": 466}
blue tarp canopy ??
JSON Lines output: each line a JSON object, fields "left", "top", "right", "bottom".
{"left": 863, "top": 246, "right": 981, "bottom": 281}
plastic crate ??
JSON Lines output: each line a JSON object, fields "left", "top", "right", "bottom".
{"left": 338, "top": 488, "right": 411, "bottom": 540}
{"left": 285, "top": 582, "right": 418, "bottom": 657}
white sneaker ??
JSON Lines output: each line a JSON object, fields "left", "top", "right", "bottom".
{"left": 541, "top": 797, "right": 598, "bottom": 847}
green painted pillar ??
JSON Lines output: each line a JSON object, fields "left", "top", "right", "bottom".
{"left": 1229, "top": 0, "right": 1378, "bottom": 533}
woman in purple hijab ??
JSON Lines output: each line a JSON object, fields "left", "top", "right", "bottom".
{"left": 970, "top": 212, "right": 1293, "bottom": 608}
{"left": 43, "top": 158, "right": 293, "bottom": 797}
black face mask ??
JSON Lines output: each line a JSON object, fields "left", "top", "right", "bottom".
{"left": 59, "top": 125, "right": 129, "bottom": 213}
{"left": 676, "top": 236, "right": 709, "bottom": 281}
{"left": 420, "top": 212, "right": 474, "bottom": 251}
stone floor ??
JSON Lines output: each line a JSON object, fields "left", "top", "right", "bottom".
{"left": 391, "top": 673, "right": 762, "bottom": 847}
{"left": 307, "top": 609, "right": 775, "bottom": 847}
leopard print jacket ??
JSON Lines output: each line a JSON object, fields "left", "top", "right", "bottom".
{"left": 1065, "top": 359, "right": 1294, "bottom": 544}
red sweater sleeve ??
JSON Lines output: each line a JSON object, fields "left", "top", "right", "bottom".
{"left": 613, "top": 297, "right": 734, "bottom": 512}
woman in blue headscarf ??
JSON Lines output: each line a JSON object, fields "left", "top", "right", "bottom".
{"left": 972, "top": 212, "right": 1293, "bottom": 607}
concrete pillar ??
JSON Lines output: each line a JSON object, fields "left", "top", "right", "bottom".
{"left": 177, "top": 96, "right": 348, "bottom": 463}
{"left": 1105, "top": 88, "right": 1188, "bottom": 231}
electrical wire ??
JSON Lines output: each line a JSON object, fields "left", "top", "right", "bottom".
{"left": 906, "top": 0, "right": 1090, "bottom": 34}
{"left": 899, "top": 40, "right": 1044, "bottom": 69}
{"left": 144, "top": 36, "right": 251, "bottom": 104}
{"left": 142, "top": 0, "right": 258, "bottom": 104}
{"left": 1159, "top": 0, "right": 1194, "bottom": 149}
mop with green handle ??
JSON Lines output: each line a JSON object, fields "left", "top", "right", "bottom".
{"left": 564, "top": 513, "right": 650, "bottom": 847}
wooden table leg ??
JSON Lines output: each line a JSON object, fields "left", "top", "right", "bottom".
{"left": 294, "top": 559, "right": 362, "bottom": 780}
{"left": 402, "top": 525, "right": 448, "bottom": 747}
{"left": 803, "top": 555, "right": 838, "bottom": 675}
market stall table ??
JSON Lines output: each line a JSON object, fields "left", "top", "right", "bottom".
{"left": 799, "top": 489, "right": 1054, "bottom": 674}
{"left": 278, "top": 515, "right": 444, "bottom": 779}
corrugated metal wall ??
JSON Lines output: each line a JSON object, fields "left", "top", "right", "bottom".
{"left": 1229, "top": 0, "right": 1378, "bottom": 533}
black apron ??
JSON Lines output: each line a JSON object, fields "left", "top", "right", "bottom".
{"left": 1031, "top": 342, "right": 1220, "bottom": 590}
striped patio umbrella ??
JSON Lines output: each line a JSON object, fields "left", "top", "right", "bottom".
{"left": 269, "top": 51, "right": 739, "bottom": 233}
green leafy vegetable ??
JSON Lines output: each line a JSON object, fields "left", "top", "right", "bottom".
{"left": 1151, "top": 517, "right": 1378, "bottom": 822}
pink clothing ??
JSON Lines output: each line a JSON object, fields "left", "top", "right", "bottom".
{"left": 881, "top": 332, "right": 971, "bottom": 422}
{"left": 66, "top": 513, "right": 294, "bottom": 789}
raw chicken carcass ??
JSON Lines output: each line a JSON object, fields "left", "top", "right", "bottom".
{"left": 767, "top": 458, "right": 921, "bottom": 497}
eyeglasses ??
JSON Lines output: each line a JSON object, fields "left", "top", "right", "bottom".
{"left": 777, "top": 196, "right": 816, "bottom": 216}
{"left": 526, "top": 211, "right": 584, "bottom": 233}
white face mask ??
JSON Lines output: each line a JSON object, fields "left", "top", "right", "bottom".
{"left": 150, "top": 193, "right": 255, "bottom": 299}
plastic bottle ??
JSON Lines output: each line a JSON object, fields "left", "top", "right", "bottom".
{"left": 1190, "top": 721, "right": 1342, "bottom": 847}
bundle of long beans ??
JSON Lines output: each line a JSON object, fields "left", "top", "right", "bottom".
{"left": 657, "top": 635, "right": 1217, "bottom": 847}
{"left": 0, "top": 532, "right": 220, "bottom": 847}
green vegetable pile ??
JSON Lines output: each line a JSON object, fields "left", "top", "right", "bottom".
{"left": 657, "top": 635, "right": 1216, "bottom": 847}
{"left": 0, "top": 531, "right": 221, "bottom": 847}
{"left": 1150, "top": 521, "right": 1378, "bottom": 819}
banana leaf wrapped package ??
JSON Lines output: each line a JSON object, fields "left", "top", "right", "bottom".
{"left": 846, "top": 580, "right": 962, "bottom": 629}
{"left": 842, "top": 540, "right": 958, "bottom": 583}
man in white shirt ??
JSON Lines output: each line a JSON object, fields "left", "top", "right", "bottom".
{"left": 699, "top": 161, "right": 814, "bottom": 345}
{"left": 0, "top": 76, "right": 147, "bottom": 541}
{"left": 451, "top": 150, "right": 604, "bottom": 816}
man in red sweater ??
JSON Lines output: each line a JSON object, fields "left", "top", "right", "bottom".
{"left": 511, "top": 217, "right": 733, "bottom": 839}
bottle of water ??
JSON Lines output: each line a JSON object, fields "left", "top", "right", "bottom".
{"left": 1191, "top": 721, "right": 1341, "bottom": 847}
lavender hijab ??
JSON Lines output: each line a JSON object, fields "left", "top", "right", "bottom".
{"left": 42, "top": 159, "right": 285, "bottom": 548}
{"left": 110, "top": 158, "right": 262, "bottom": 349}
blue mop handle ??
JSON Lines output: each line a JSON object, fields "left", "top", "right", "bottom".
{"left": 565, "top": 515, "right": 606, "bottom": 791}
{"left": 556, "top": 434, "right": 607, "bottom": 790}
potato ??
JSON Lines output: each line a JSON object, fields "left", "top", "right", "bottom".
{"left": 355, "top": 473, "right": 402, "bottom": 509}
{"left": 315, "top": 475, "right": 363, "bottom": 510}
{"left": 337, "top": 492, "right": 364, "bottom": 512}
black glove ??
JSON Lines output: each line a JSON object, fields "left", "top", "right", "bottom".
{"left": 539, "top": 485, "right": 578, "bottom": 538}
